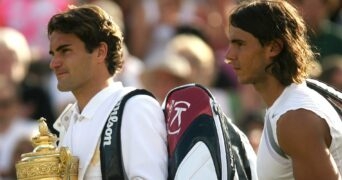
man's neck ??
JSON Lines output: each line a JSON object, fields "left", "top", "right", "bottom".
{"left": 253, "top": 77, "right": 286, "bottom": 108}
{"left": 73, "top": 77, "right": 114, "bottom": 112}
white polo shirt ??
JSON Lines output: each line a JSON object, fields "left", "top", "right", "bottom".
{"left": 54, "top": 82, "right": 168, "bottom": 180}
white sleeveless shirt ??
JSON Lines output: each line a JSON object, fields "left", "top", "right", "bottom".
{"left": 257, "top": 82, "right": 342, "bottom": 180}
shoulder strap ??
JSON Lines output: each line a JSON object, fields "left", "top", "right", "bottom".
{"left": 216, "top": 106, "right": 251, "bottom": 180}
{"left": 100, "top": 89, "right": 155, "bottom": 180}
{"left": 306, "top": 79, "right": 342, "bottom": 116}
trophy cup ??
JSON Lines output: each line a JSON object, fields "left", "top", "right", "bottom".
{"left": 15, "top": 117, "right": 79, "bottom": 180}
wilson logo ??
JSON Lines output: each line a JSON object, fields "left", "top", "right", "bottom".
{"left": 103, "top": 100, "right": 121, "bottom": 146}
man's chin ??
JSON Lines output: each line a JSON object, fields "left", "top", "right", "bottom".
{"left": 57, "top": 85, "right": 70, "bottom": 92}
{"left": 237, "top": 77, "right": 249, "bottom": 84}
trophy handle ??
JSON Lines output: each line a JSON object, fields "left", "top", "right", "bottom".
{"left": 60, "top": 147, "right": 72, "bottom": 180}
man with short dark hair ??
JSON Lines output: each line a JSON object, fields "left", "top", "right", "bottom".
{"left": 48, "top": 4, "right": 168, "bottom": 179}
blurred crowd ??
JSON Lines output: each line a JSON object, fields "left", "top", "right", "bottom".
{"left": 0, "top": 0, "right": 341, "bottom": 179}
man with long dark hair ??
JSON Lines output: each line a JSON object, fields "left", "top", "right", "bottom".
{"left": 225, "top": 1, "right": 342, "bottom": 179}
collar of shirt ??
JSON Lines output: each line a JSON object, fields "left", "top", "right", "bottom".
{"left": 75, "top": 81, "right": 124, "bottom": 122}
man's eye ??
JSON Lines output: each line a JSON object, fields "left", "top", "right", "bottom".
{"left": 234, "top": 42, "right": 243, "bottom": 46}
{"left": 61, "top": 49, "right": 70, "bottom": 54}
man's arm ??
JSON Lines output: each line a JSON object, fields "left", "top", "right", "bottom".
{"left": 277, "top": 109, "right": 341, "bottom": 180}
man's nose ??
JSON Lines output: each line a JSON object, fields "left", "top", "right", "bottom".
{"left": 224, "top": 48, "right": 235, "bottom": 64}
{"left": 49, "top": 56, "right": 62, "bottom": 69}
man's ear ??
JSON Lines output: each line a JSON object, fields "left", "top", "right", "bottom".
{"left": 269, "top": 39, "right": 283, "bottom": 57}
{"left": 95, "top": 42, "right": 108, "bottom": 63}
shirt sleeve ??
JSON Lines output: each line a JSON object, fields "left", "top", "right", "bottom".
{"left": 121, "top": 94, "right": 168, "bottom": 180}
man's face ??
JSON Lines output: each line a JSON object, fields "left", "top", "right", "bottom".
{"left": 225, "top": 25, "right": 271, "bottom": 84}
{"left": 49, "top": 31, "right": 96, "bottom": 93}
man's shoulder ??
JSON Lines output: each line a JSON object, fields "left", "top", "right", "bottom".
{"left": 120, "top": 88, "right": 159, "bottom": 107}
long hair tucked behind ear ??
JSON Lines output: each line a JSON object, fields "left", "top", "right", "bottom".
{"left": 229, "top": 0, "right": 318, "bottom": 86}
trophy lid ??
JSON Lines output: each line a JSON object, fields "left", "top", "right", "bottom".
{"left": 19, "top": 117, "right": 58, "bottom": 160}
{"left": 15, "top": 117, "right": 78, "bottom": 180}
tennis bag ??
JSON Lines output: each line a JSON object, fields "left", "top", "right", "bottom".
{"left": 162, "top": 83, "right": 256, "bottom": 180}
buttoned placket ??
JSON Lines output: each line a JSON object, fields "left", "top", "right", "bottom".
{"left": 73, "top": 113, "right": 86, "bottom": 122}
{"left": 69, "top": 112, "right": 86, "bottom": 154}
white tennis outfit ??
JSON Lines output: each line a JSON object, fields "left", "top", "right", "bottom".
{"left": 54, "top": 82, "right": 168, "bottom": 180}
{"left": 257, "top": 82, "right": 342, "bottom": 179}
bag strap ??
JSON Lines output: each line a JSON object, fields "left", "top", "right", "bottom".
{"left": 306, "top": 79, "right": 342, "bottom": 116}
{"left": 100, "top": 89, "right": 155, "bottom": 180}
{"left": 216, "top": 104, "right": 251, "bottom": 180}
